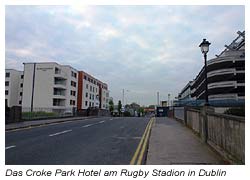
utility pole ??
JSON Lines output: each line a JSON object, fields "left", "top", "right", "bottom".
{"left": 168, "top": 94, "right": 170, "bottom": 107}
{"left": 157, "top": 91, "right": 159, "bottom": 106}
{"left": 122, "top": 89, "right": 124, "bottom": 106}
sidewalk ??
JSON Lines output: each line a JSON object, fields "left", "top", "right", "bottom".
{"left": 5, "top": 116, "right": 99, "bottom": 131}
{"left": 146, "top": 117, "right": 226, "bottom": 165}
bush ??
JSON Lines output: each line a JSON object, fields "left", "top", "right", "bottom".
{"left": 123, "top": 111, "right": 131, "bottom": 117}
{"left": 22, "top": 111, "right": 58, "bottom": 120}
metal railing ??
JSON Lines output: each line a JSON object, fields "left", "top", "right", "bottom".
{"left": 174, "top": 99, "right": 245, "bottom": 107}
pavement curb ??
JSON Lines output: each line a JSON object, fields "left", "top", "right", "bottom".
{"left": 5, "top": 116, "right": 103, "bottom": 131}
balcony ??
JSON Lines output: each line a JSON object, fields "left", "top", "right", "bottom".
{"left": 53, "top": 88, "right": 66, "bottom": 98}
{"left": 53, "top": 98, "right": 65, "bottom": 107}
{"left": 54, "top": 77, "right": 67, "bottom": 89}
{"left": 54, "top": 68, "right": 67, "bottom": 79}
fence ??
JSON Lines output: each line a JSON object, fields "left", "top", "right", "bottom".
{"left": 5, "top": 106, "right": 22, "bottom": 124}
{"left": 173, "top": 106, "right": 245, "bottom": 164}
{"left": 173, "top": 107, "right": 185, "bottom": 121}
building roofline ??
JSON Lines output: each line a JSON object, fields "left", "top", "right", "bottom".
{"left": 180, "top": 81, "right": 193, "bottom": 94}
{"left": 61, "top": 65, "right": 79, "bottom": 72}
{"left": 23, "top": 62, "right": 79, "bottom": 73}
{"left": 23, "top": 62, "right": 59, "bottom": 65}
{"left": 78, "top": 70, "right": 107, "bottom": 86}
{"left": 5, "top": 68, "right": 23, "bottom": 72}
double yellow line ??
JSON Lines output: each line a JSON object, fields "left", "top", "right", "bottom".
{"left": 130, "top": 117, "right": 155, "bottom": 165}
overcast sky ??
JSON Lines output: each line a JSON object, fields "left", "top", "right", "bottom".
{"left": 5, "top": 5, "right": 245, "bottom": 106}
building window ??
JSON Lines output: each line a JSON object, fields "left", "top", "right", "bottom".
{"left": 19, "top": 100, "right": 22, "bottom": 105}
{"left": 84, "top": 75, "right": 87, "bottom": 80}
{"left": 92, "top": 102, "right": 94, "bottom": 107}
{"left": 71, "top": 81, "right": 76, "bottom": 87}
{"left": 71, "top": 71, "right": 77, "bottom": 78}
{"left": 5, "top": 72, "right": 10, "bottom": 77}
{"left": 20, "top": 83, "right": 23, "bottom": 88}
{"left": 86, "top": 84, "right": 88, "bottom": 89}
{"left": 20, "top": 92, "right": 22, "bottom": 96}
{"left": 5, "top": 81, "right": 9, "bottom": 86}
{"left": 85, "top": 101, "right": 88, "bottom": 106}
{"left": 53, "top": 99, "right": 65, "bottom": 106}
{"left": 71, "top": 90, "right": 76, "bottom": 96}
{"left": 21, "top": 75, "right": 24, "bottom": 79}
{"left": 55, "top": 67, "right": 61, "bottom": 74}
{"left": 92, "top": 94, "right": 94, "bottom": 100}
{"left": 5, "top": 90, "right": 8, "bottom": 95}
{"left": 70, "top": 100, "right": 75, "bottom": 105}
{"left": 89, "top": 102, "right": 91, "bottom": 107}
{"left": 90, "top": 86, "right": 92, "bottom": 91}
{"left": 89, "top": 94, "right": 91, "bottom": 100}
{"left": 86, "top": 92, "right": 88, "bottom": 98}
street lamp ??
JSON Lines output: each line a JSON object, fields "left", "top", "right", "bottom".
{"left": 122, "top": 89, "right": 129, "bottom": 106}
{"left": 199, "top": 39, "right": 211, "bottom": 106}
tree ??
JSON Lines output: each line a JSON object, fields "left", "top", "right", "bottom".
{"left": 148, "top": 105, "right": 155, "bottom": 109}
{"left": 118, "top": 100, "right": 122, "bottom": 116}
{"left": 138, "top": 107, "right": 145, "bottom": 117}
{"left": 109, "top": 99, "right": 114, "bottom": 113}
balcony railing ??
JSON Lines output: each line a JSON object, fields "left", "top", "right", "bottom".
{"left": 53, "top": 98, "right": 65, "bottom": 106}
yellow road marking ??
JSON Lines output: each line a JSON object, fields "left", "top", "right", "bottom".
{"left": 136, "top": 117, "right": 155, "bottom": 165}
{"left": 130, "top": 117, "right": 155, "bottom": 165}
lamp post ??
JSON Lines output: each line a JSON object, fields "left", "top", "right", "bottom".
{"left": 199, "top": 39, "right": 211, "bottom": 106}
{"left": 122, "top": 89, "right": 129, "bottom": 106}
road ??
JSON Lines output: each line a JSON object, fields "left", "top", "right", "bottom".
{"left": 6, "top": 117, "right": 150, "bottom": 165}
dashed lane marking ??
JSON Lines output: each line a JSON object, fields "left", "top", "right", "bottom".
{"left": 5, "top": 145, "right": 16, "bottom": 150}
{"left": 49, "top": 129, "right": 72, "bottom": 137}
{"left": 82, "top": 124, "right": 94, "bottom": 128}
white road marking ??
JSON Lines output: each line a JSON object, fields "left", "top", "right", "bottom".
{"left": 81, "top": 120, "right": 106, "bottom": 128}
{"left": 49, "top": 129, "right": 72, "bottom": 137}
{"left": 5, "top": 145, "right": 16, "bottom": 150}
{"left": 110, "top": 118, "right": 113, "bottom": 121}
{"left": 82, "top": 124, "right": 94, "bottom": 128}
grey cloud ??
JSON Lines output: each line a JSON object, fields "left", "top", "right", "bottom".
{"left": 5, "top": 5, "right": 244, "bottom": 105}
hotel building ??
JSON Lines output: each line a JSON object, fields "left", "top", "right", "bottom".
{"left": 77, "top": 71, "right": 109, "bottom": 110}
{"left": 21, "top": 62, "right": 78, "bottom": 113}
{"left": 5, "top": 62, "right": 109, "bottom": 113}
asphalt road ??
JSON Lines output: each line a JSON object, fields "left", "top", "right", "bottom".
{"left": 5, "top": 117, "right": 150, "bottom": 165}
